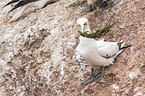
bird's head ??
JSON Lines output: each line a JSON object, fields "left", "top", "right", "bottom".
{"left": 77, "top": 18, "right": 92, "bottom": 35}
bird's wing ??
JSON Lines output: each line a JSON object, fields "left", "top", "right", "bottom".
{"left": 3, "top": 0, "right": 19, "bottom": 7}
{"left": 41, "top": 0, "right": 59, "bottom": 8}
{"left": 8, "top": 0, "right": 38, "bottom": 12}
{"left": 97, "top": 41, "right": 119, "bottom": 58}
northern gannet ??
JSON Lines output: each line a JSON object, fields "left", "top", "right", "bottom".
{"left": 85, "top": 0, "right": 96, "bottom": 12}
{"left": 85, "top": 0, "right": 108, "bottom": 12}
{"left": 3, "top": 0, "right": 59, "bottom": 22}
{"left": 76, "top": 18, "right": 131, "bottom": 84}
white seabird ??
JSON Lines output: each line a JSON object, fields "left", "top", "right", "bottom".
{"left": 84, "top": 0, "right": 108, "bottom": 12}
{"left": 67, "top": 0, "right": 108, "bottom": 12}
{"left": 76, "top": 18, "right": 131, "bottom": 84}
{"left": 3, "top": 0, "right": 59, "bottom": 22}
{"left": 85, "top": 0, "right": 96, "bottom": 12}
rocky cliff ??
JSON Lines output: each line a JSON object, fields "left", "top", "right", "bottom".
{"left": 0, "top": 0, "right": 145, "bottom": 95}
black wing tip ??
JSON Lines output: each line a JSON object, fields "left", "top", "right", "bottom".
{"left": 3, "top": 1, "right": 15, "bottom": 8}
{"left": 117, "top": 41, "right": 132, "bottom": 50}
{"left": 8, "top": 9, "right": 14, "bottom": 13}
{"left": 3, "top": 5, "right": 7, "bottom": 8}
{"left": 120, "top": 45, "right": 132, "bottom": 50}
{"left": 3, "top": 0, "right": 20, "bottom": 7}
{"left": 117, "top": 42, "right": 123, "bottom": 49}
{"left": 41, "top": 0, "right": 60, "bottom": 9}
{"left": 3, "top": 4, "right": 13, "bottom": 13}
{"left": 3, "top": 3, "right": 11, "bottom": 8}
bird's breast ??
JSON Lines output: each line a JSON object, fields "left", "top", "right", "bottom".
{"left": 76, "top": 38, "right": 114, "bottom": 67}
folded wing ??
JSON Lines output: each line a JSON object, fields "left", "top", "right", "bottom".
{"left": 5, "top": 0, "right": 38, "bottom": 12}
{"left": 96, "top": 40, "right": 119, "bottom": 58}
{"left": 3, "top": 0, "right": 19, "bottom": 7}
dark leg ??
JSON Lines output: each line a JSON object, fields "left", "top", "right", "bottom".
{"left": 82, "top": 67, "right": 105, "bottom": 85}
{"left": 93, "top": 66, "right": 105, "bottom": 81}
{"left": 84, "top": 5, "right": 96, "bottom": 12}
{"left": 81, "top": 68, "right": 95, "bottom": 84}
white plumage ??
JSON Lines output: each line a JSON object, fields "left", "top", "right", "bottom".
{"left": 85, "top": 0, "right": 96, "bottom": 12}
{"left": 87, "top": 0, "right": 94, "bottom": 5}
{"left": 3, "top": 0, "right": 59, "bottom": 22}
{"left": 76, "top": 18, "right": 130, "bottom": 84}
{"left": 76, "top": 37, "right": 124, "bottom": 67}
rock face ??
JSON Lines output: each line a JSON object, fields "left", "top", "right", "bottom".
{"left": 0, "top": 0, "right": 145, "bottom": 95}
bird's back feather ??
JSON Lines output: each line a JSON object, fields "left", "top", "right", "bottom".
{"left": 3, "top": 0, "right": 19, "bottom": 8}
{"left": 76, "top": 36, "right": 127, "bottom": 67}
{"left": 8, "top": 0, "right": 38, "bottom": 12}
{"left": 97, "top": 41, "right": 119, "bottom": 58}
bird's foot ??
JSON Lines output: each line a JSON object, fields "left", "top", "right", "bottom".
{"left": 81, "top": 72, "right": 102, "bottom": 85}
{"left": 84, "top": 5, "right": 96, "bottom": 12}
{"left": 81, "top": 76, "right": 94, "bottom": 85}
{"left": 93, "top": 72, "right": 104, "bottom": 81}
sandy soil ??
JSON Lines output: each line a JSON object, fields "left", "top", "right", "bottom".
{"left": 0, "top": 0, "right": 145, "bottom": 95}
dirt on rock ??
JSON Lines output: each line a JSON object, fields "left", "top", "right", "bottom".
{"left": 0, "top": 0, "right": 145, "bottom": 95}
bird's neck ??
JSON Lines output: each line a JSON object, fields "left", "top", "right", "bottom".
{"left": 85, "top": 27, "right": 92, "bottom": 34}
{"left": 79, "top": 36, "right": 94, "bottom": 44}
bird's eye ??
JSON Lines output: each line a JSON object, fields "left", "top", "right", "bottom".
{"left": 84, "top": 22, "right": 87, "bottom": 26}
{"left": 78, "top": 24, "right": 81, "bottom": 27}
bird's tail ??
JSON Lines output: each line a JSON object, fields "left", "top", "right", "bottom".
{"left": 117, "top": 40, "right": 124, "bottom": 50}
{"left": 120, "top": 45, "right": 132, "bottom": 50}
{"left": 8, "top": 6, "right": 26, "bottom": 22}
{"left": 114, "top": 40, "right": 131, "bottom": 58}
{"left": 117, "top": 40, "right": 131, "bottom": 50}
{"left": 3, "top": 0, "right": 19, "bottom": 8}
